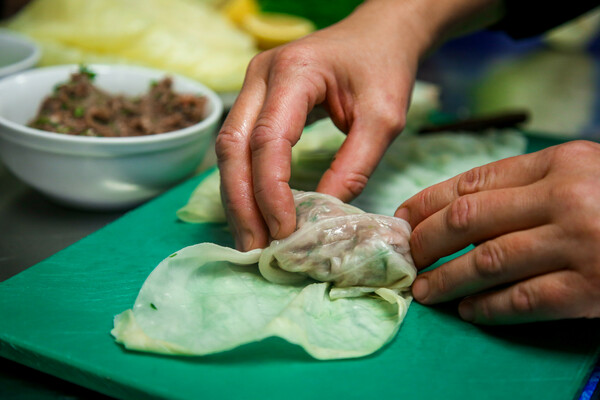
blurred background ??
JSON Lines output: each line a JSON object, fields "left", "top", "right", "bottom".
{"left": 2, "top": 0, "right": 599, "bottom": 138}
{"left": 0, "top": 1, "right": 599, "bottom": 397}
{"left": 1, "top": 0, "right": 599, "bottom": 138}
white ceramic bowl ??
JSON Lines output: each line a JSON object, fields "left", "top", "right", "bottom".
{"left": 0, "top": 64, "right": 223, "bottom": 210}
{"left": 0, "top": 29, "right": 40, "bottom": 79}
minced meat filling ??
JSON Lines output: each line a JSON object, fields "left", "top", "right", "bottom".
{"left": 29, "top": 70, "right": 207, "bottom": 137}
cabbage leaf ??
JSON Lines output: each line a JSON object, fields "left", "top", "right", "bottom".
{"left": 177, "top": 119, "right": 526, "bottom": 222}
{"left": 6, "top": 0, "right": 257, "bottom": 92}
{"left": 113, "top": 191, "right": 415, "bottom": 360}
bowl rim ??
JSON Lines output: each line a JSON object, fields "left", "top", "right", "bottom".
{"left": 0, "top": 64, "right": 224, "bottom": 145}
{"left": 0, "top": 29, "right": 41, "bottom": 78}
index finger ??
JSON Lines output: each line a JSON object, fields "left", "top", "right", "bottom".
{"left": 394, "top": 151, "right": 547, "bottom": 229}
{"left": 250, "top": 66, "right": 327, "bottom": 240}
{"left": 216, "top": 55, "right": 270, "bottom": 250}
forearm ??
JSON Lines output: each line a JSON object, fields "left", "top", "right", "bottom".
{"left": 344, "top": 0, "right": 505, "bottom": 59}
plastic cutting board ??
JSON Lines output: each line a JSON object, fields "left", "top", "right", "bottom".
{"left": 0, "top": 135, "right": 599, "bottom": 400}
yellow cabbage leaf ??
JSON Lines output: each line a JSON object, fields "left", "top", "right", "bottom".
{"left": 6, "top": 0, "right": 258, "bottom": 92}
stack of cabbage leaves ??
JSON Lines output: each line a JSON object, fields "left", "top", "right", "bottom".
{"left": 5, "top": 0, "right": 257, "bottom": 92}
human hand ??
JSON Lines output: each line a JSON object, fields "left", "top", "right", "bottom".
{"left": 395, "top": 141, "right": 600, "bottom": 324}
{"left": 215, "top": 0, "right": 439, "bottom": 250}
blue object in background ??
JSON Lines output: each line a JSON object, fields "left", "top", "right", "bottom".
{"left": 259, "top": 0, "right": 600, "bottom": 138}
{"left": 418, "top": 28, "right": 600, "bottom": 139}
{"left": 579, "top": 365, "right": 600, "bottom": 400}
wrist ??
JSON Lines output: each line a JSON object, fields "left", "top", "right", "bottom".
{"left": 431, "top": 0, "right": 506, "bottom": 40}
{"left": 354, "top": 0, "right": 505, "bottom": 57}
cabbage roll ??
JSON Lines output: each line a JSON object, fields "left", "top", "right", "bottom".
{"left": 112, "top": 191, "right": 416, "bottom": 359}
{"left": 259, "top": 191, "right": 416, "bottom": 298}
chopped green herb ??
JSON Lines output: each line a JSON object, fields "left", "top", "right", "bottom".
{"left": 80, "top": 128, "right": 98, "bottom": 137}
{"left": 52, "top": 83, "right": 63, "bottom": 94}
{"left": 56, "top": 125, "right": 71, "bottom": 134}
{"left": 150, "top": 79, "right": 158, "bottom": 87}
{"left": 34, "top": 116, "right": 52, "bottom": 125}
{"left": 150, "top": 303, "right": 157, "bottom": 310}
{"left": 78, "top": 64, "right": 96, "bottom": 80}
{"left": 169, "top": 253, "right": 177, "bottom": 258}
{"left": 74, "top": 106, "right": 85, "bottom": 118}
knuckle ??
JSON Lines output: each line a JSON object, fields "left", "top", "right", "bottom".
{"left": 252, "top": 183, "right": 269, "bottom": 200}
{"left": 456, "top": 164, "right": 496, "bottom": 196}
{"left": 271, "top": 44, "right": 318, "bottom": 74}
{"left": 414, "top": 188, "right": 437, "bottom": 216}
{"left": 552, "top": 140, "right": 598, "bottom": 160}
{"left": 477, "top": 299, "right": 494, "bottom": 321}
{"left": 548, "top": 140, "right": 600, "bottom": 167}
{"left": 432, "top": 268, "right": 451, "bottom": 296}
{"left": 221, "top": 194, "right": 245, "bottom": 218}
{"left": 447, "top": 195, "right": 478, "bottom": 231}
{"left": 246, "top": 52, "right": 267, "bottom": 74}
{"left": 249, "top": 116, "right": 287, "bottom": 153}
{"left": 215, "top": 127, "right": 246, "bottom": 161}
{"left": 550, "top": 179, "right": 599, "bottom": 215}
{"left": 473, "top": 298, "right": 495, "bottom": 322}
{"left": 510, "top": 285, "right": 536, "bottom": 314}
{"left": 473, "top": 241, "right": 506, "bottom": 278}
{"left": 374, "top": 106, "right": 406, "bottom": 136}
{"left": 340, "top": 171, "right": 369, "bottom": 198}
{"left": 409, "top": 227, "right": 427, "bottom": 264}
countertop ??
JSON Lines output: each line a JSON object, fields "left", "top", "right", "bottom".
{"left": 0, "top": 162, "right": 121, "bottom": 398}
{"left": 1, "top": 27, "right": 599, "bottom": 398}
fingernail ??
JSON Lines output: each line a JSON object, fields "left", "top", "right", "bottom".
{"left": 395, "top": 207, "right": 410, "bottom": 223}
{"left": 412, "top": 277, "right": 429, "bottom": 302}
{"left": 459, "top": 300, "right": 475, "bottom": 322}
{"left": 266, "top": 214, "right": 280, "bottom": 238}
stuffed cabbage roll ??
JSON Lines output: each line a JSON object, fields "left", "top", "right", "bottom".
{"left": 259, "top": 191, "right": 416, "bottom": 298}
{"left": 112, "top": 191, "right": 416, "bottom": 360}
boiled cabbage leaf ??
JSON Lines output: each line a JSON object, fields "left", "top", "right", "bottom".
{"left": 177, "top": 119, "right": 526, "bottom": 222}
{"left": 176, "top": 168, "right": 225, "bottom": 223}
{"left": 113, "top": 191, "right": 415, "bottom": 360}
{"left": 5, "top": 0, "right": 257, "bottom": 92}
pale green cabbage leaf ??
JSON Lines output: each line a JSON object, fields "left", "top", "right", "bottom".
{"left": 176, "top": 168, "right": 225, "bottom": 223}
{"left": 177, "top": 119, "right": 527, "bottom": 222}
{"left": 113, "top": 191, "right": 415, "bottom": 360}
{"left": 353, "top": 126, "right": 527, "bottom": 215}
{"left": 5, "top": 0, "right": 257, "bottom": 92}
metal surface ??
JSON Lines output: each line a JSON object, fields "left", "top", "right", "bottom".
{"left": 0, "top": 160, "right": 123, "bottom": 398}
{"left": 0, "top": 128, "right": 218, "bottom": 397}
{"left": 0, "top": 162, "right": 124, "bottom": 283}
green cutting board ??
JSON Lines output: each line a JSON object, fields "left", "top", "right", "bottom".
{"left": 0, "top": 135, "right": 598, "bottom": 400}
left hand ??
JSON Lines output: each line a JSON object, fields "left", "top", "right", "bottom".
{"left": 395, "top": 140, "right": 600, "bottom": 324}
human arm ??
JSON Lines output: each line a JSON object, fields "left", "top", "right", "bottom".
{"left": 215, "top": 0, "right": 505, "bottom": 250}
